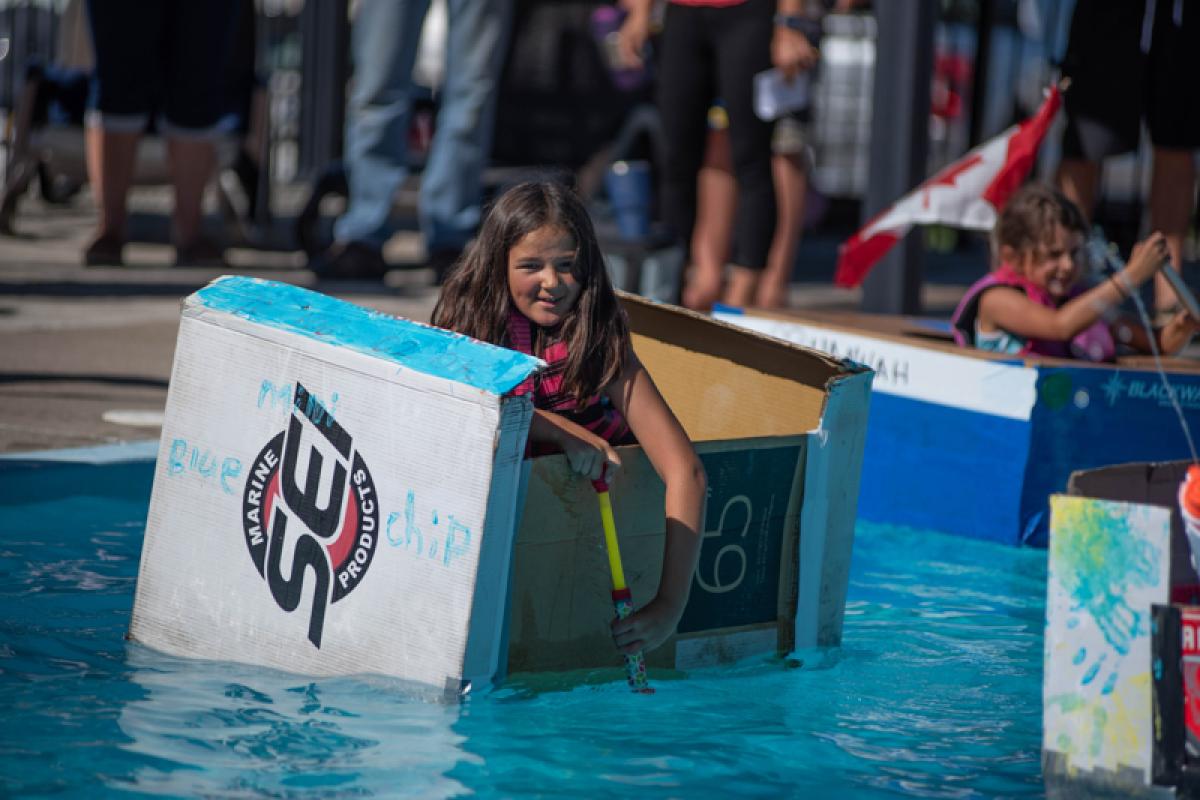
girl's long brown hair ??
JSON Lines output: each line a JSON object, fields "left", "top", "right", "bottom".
{"left": 431, "top": 181, "right": 629, "bottom": 406}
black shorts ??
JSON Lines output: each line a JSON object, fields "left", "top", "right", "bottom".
{"left": 1061, "top": 0, "right": 1200, "bottom": 159}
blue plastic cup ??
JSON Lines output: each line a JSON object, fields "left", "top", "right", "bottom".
{"left": 605, "top": 160, "right": 652, "bottom": 241}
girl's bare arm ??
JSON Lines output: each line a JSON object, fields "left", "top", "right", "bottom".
{"left": 981, "top": 232, "right": 1169, "bottom": 343}
{"left": 605, "top": 353, "right": 707, "bottom": 655}
{"left": 1113, "top": 311, "right": 1200, "bottom": 356}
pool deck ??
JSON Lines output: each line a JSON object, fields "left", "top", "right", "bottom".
{"left": 0, "top": 184, "right": 1031, "bottom": 455}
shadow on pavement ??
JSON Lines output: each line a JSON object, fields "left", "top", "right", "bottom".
{"left": 0, "top": 372, "right": 170, "bottom": 388}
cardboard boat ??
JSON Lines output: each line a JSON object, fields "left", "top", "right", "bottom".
{"left": 1041, "top": 461, "right": 1196, "bottom": 798}
{"left": 714, "top": 307, "right": 1200, "bottom": 547}
{"left": 129, "top": 277, "right": 872, "bottom": 695}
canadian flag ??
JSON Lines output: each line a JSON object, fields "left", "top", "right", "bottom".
{"left": 833, "top": 85, "right": 1062, "bottom": 288}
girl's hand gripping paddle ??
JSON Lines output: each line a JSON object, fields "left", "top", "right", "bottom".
{"left": 592, "top": 466, "right": 654, "bottom": 694}
{"left": 1088, "top": 230, "right": 1200, "bottom": 321}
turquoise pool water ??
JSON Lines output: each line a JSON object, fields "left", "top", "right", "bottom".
{"left": 0, "top": 454, "right": 1047, "bottom": 798}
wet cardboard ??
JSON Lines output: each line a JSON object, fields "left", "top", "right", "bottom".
{"left": 130, "top": 280, "right": 872, "bottom": 693}
{"left": 1043, "top": 463, "right": 1192, "bottom": 797}
{"left": 129, "top": 277, "right": 540, "bottom": 696}
{"left": 507, "top": 294, "right": 872, "bottom": 673}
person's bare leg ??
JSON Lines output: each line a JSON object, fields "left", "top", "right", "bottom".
{"left": 722, "top": 264, "right": 758, "bottom": 307}
{"left": 85, "top": 125, "right": 139, "bottom": 241}
{"left": 167, "top": 136, "right": 216, "bottom": 247}
{"left": 1150, "top": 146, "right": 1196, "bottom": 314}
{"left": 754, "top": 153, "right": 806, "bottom": 309}
{"left": 1055, "top": 157, "right": 1101, "bottom": 222}
{"left": 683, "top": 128, "right": 737, "bottom": 311}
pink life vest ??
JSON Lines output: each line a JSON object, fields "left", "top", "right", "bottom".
{"left": 507, "top": 309, "right": 632, "bottom": 446}
{"left": 950, "top": 265, "right": 1115, "bottom": 362}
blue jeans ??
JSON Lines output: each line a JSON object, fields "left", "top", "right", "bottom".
{"left": 334, "top": 0, "right": 512, "bottom": 251}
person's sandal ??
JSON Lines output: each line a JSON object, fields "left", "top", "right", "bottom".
{"left": 82, "top": 232, "right": 125, "bottom": 266}
{"left": 174, "top": 237, "right": 228, "bottom": 269}
{"left": 309, "top": 240, "right": 389, "bottom": 280}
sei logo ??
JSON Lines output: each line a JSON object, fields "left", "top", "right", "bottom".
{"left": 241, "top": 383, "right": 379, "bottom": 647}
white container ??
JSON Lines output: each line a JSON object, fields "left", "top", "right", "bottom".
{"left": 754, "top": 67, "right": 811, "bottom": 121}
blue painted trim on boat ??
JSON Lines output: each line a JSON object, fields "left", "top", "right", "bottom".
{"left": 192, "top": 276, "right": 541, "bottom": 396}
{"left": 1019, "top": 364, "right": 1200, "bottom": 546}
{"left": 858, "top": 363, "right": 1200, "bottom": 548}
{"left": 910, "top": 318, "right": 953, "bottom": 335}
{"left": 855, "top": 392, "right": 1032, "bottom": 545}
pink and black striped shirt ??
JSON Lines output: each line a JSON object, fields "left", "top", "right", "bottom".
{"left": 507, "top": 309, "right": 632, "bottom": 446}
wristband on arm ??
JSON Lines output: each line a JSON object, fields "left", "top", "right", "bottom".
{"left": 773, "top": 13, "right": 822, "bottom": 45}
{"left": 1109, "top": 272, "right": 1131, "bottom": 300}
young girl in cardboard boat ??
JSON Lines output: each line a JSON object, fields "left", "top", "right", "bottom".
{"left": 952, "top": 183, "right": 1199, "bottom": 360}
{"left": 432, "top": 181, "right": 707, "bottom": 657}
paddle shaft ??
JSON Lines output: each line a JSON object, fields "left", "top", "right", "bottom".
{"left": 592, "top": 478, "right": 652, "bottom": 693}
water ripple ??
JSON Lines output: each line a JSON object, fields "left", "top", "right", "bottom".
{"left": 0, "top": 496, "right": 1048, "bottom": 798}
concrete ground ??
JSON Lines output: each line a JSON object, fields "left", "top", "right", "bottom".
{"left": 0, "top": 185, "right": 444, "bottom": 453}
{"left": 0, "top": 183, "right": 986, "bottom": 455}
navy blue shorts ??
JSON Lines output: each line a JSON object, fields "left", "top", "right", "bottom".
{"left": 1061, "top": 0, "right": 1200, "bottom": 159}
{"left": 85, "top": 0, "right": 239, "bottom": 136}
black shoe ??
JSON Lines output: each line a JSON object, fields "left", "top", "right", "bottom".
{"left": 310, "top": 241, "right": 388, "bottom": 280}
{"left": 426, "top": 248, "right": 463, "bottom": 285}
{"left": 174, "top": 236, "right": 228, "bottom": 269}
{"left": 82, "top": 232, "right": 125, "bottom": 266}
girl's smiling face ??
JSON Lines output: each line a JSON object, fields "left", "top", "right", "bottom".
{"left": 507, "top": 225, "right": 581, "bottom": 327}
{"left": 1012, "top": 224, "right": 1084, "bottom": 299}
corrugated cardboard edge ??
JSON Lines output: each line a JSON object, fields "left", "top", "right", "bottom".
{"left": 777, "top": 436, "right": 807, "bottom": 655}
{"left": 1042, "top": 751, "right": 1175, "bottom": 799}
{"left": 795, "top": 368, "right": 874, "bottom": 648}
{"left": 1067, "top": 461, "right": 1188, "bottom": 506}
{"left": 129, "top": 314, "right": 205, "bottom": 652}
{"left": 460, "top": 395, "right": 534, "bottom": 691}
{"left": 619, "top": 291, "right": 856, "bottom": 380}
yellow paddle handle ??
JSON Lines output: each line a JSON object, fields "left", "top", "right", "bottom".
{"left": 596, "top": 489, "right": 627, "bottom": 591}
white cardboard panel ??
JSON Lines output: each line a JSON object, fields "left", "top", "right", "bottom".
{"left": 714, "top": 312, "right": 1037, "bottom": 421}
{"left": 1043, "top": 495, "right": 1172, "bottom": 785}
{"left": 131, "top": 311, "right": 529, "bottom": 692}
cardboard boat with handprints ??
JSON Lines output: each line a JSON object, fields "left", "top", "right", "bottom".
{"left": 1040, "top": 460, "right": 1200, "bottom": 798}
{"left": 714, "top": 307, "right": 1200, "bottom": 547}
{"left": 126, "top": 277, "right": 873, "bottom": 696}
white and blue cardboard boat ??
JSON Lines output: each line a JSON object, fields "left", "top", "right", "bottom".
{"left": 714, "top": 306, "right": 1200, "bottom": 547}
{"left": 128, "top": 277, "right": 872, "bottom": 695}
